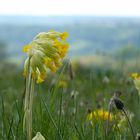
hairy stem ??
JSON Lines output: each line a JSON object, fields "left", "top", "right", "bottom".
{"left": 24, "top": 56, "right": 34, "bottom": 140}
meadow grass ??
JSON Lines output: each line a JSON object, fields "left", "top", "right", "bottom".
{"left": 0, "top": 60, "right": 140, "bottom": 140}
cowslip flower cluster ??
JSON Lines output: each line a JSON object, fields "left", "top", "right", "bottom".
{"left": 131, "top": 72, "right": 140, "bottom": 95}
{"left": 23, "top": 31, "right": 69, "bottom": 84}
{"left": 87, "top": 109, "right": 113, "bottom": 122}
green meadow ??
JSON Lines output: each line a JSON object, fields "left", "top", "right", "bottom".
{"left": 0, "top": 54, "right": 140, "bottom": 140}
{"left": 0, "top": 16, "right": 140, "bottom": 140}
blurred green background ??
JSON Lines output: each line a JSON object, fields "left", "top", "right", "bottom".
{"left": 0, "top": 12, "right": 140, "bottom": 140}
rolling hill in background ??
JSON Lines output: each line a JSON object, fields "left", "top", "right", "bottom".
{"left": 0, "top": 15, "right": 140, "bottom": 61}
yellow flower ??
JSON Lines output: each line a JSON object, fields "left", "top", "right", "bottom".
{"left": 60, "top": 32, "right": 68, "bottom": 40}
{"left": 87, "top": 110, "right": 113, "bottom": 122}
{"left": 54, "top": 40, "right": 62, "bottom": 47}
{"left": 58, "top": 80, "right": 68, "bottom": 88}
{"left": 23, "top": 31, "right": 69, "bottom": 84}
{"left": 131, "top": 72, "right": 139, "bottom": 79}
{"left": 87, "top": 111, "right": 93, "bottom": 120}
{"left": 36, "top": 72, "right": 46, "bottom": 84}
{"left": 131, "top": 72, "right": 140, "bottom": 94}
{"left": 23, "top": 45, "right": 32, "bottom": 53}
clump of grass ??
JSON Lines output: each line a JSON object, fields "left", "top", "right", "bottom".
{"left": 1, "top": 56, "right": 140, "bottom": 140}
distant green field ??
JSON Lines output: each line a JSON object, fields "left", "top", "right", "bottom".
{"left": 0, "top": 16, "right": 140, "bottom": 60}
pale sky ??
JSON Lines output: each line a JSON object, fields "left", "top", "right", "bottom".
{"left": 0, "top": 0, "right": 140, "bottom": 16}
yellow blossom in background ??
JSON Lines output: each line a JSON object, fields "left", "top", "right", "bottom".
{"left": 87, "top": 110, "right": 113, "bottom": 122}
{"left": 23, "top": 31, "right": 69, "bottom": 84}
{"left": 87, "top": 111, "right": 93, "bottom": 121}
{"left": 58, "top": 80, "right": 68, "bottom": 88}
{"left": 131, "top": 72, "right": 140, "bottom": 94}
{"left": 131, "top": 72, "right": 139, "bottom": 79}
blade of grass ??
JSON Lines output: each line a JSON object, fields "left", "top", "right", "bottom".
{"left": 41, "top": 97, "right": 63, "bottom": 140}
{"left": 7, "top": 116, "right": 14, "bottom": 139}
{"left": 50, "top": 61, "right": 69, "bottom": 108}
{"left": 74, "top": 123, "right": 84, "bottom": 140}
{"left": 1, "top": 96, "right": 8, "bottom": 139}
{"left": 58, "top": 90, "right": 63, "bottom": 133}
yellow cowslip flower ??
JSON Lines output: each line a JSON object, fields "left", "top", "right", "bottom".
{"left": 54, "top": 40, "right": 69, "bottom": 58}
{"left": 23, "top": 31, "right": 69, "bottom": 84}
{"left": 36, "top": 72, "right": 46, "bottom": 84}
{"left": 23, "top": 45, "right": 32, "bottom": 53}
{"left": 60, "top": 32, "right": 68, "bottom": 40}
{"left": 87, "top": 110, "right": 113, "bottom": 122}
{"left": 131, "top": 72, "right": 140, "bottom": 94}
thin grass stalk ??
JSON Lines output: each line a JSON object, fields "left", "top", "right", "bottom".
{"left": 138, "top": 91, "right": 140, "bottom": 104}
{"left": 68, "top": 59, "right": 74, "bottom": 80}
{"left": 7, "top": 116, "right": 14, "bottom": 139}
{"left": 15, "top": 100, "right": 22, "bottom": 139}
{"left": 1, "top": 96, "right": 8, "bottom": 139}
{"left": 50, "top": 61, "right": 68, "bottom": 109}
{"left": 74, "top": 123, "right": 84, "bottom": 140}
{"left": 58, "top": 91, "right": 63, "bottom": 132}
{"left": 42, "top": 97, "right": 64, "bottom": 140}
{"left": 122, "top": 109, "right": 135, "bottom": 140}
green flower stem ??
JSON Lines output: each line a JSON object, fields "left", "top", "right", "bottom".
{"left": 24, "top": 56, "right": 35, "bottom": 140}
{"left": 29, "top": 79, "right": 35, "bottom": 140}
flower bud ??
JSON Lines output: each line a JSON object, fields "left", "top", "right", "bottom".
{"left": 114, "top": 98, "right": 124, "bottom": 110}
